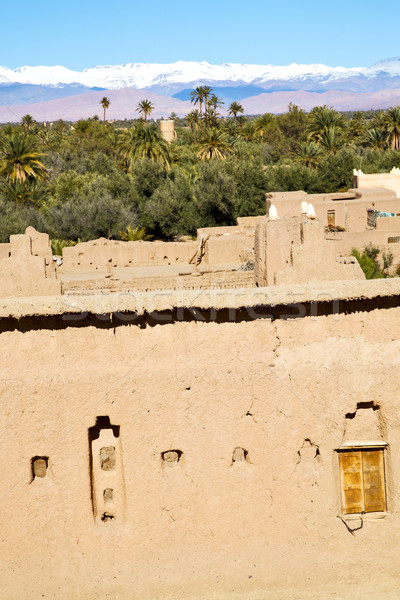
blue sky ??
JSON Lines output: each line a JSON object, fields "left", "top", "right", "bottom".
{"left": 1, "top": 0, "right": 399, "bottom": 70}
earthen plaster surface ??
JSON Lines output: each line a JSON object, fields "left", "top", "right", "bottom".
{"left": 1, "top": 297, "right": 400, "bottom": 599}
{"left": 2, "top": 219, "right": 400, "bottom": 599}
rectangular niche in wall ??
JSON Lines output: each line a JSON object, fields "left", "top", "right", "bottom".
{"left": 89, "top": 417, "right": 126, "bottom": 523}
{"left": 31, "top": 456, "right": 48, "bottom": 480}
{"left": 337, "top": 446, "right": 387, "bottom": 515}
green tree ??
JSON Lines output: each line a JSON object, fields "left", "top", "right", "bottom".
{"left": 185, "top": 110, "right": 201, "bottom": 142}
{"left": 277, "top": 103, "right": 308, "bottom": 148}
{"left": 317, "top": 126, "right": 346, "bottom": 154}
{"left": 100, "top": 97, "right": 111, "bottom": 122}
{"left": 194, "top": 161, "right": 236, "bottom": 227}
{"left": 254, "top": 112, "right": 274, "bottom": 134}
{"left": 228, "top": 101, "right": 244, "bottom": 122}
{"left": 202, "top": 86, "right": 213, "bottom": 114}
{"left": 364, "top": 127, "right": 388, "bottom": 150}
{"left": 136, "top": 99, "right": 154, "bottom": 122}
{"left": 190, "top": 86, "right": 213, "bottom": 119}
{"left": 0, "top": 133, "right": 49, "bottom": 185}
{"left": 197, "top": 128, "right": 233, "bottom": 161}
{"left": 295, "top": 141, "right": 324, "bottom": 167}
{"left": 235, "top": 121, "right": 259, "bottom": 142}
{"left": 119, "top": 225, "right": 153, "bottom": 240}
{"left": 140, "top": 172, "right": 197, "bottom": 238}
{"left": 308, "top": 105, "right": 344, "bottom": 141}
{"left": 21, "top": 114, "right": 35, "bottom": 131}
{"left": 117, "top": 122, "right": 171, "bottom": 169}
{"left": 206, "top": 94, "right": 224, "bottom": 126}
{"left": 383, "top": 106, "right": 400, "bottom": 150}
{"left": 346, "top": 111, "right": 366, "bottom": 144}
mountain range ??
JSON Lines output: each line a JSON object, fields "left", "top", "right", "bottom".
{"left": 1, "top": 58, "right": 400, "bottom": 121}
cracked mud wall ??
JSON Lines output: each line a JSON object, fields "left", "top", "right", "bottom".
{"left": 1, "top": 304, "right": 400, "bottom": 599}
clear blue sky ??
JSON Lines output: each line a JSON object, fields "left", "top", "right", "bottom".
{"left": 1, "top": 0, "right": 399, "bottom": 70}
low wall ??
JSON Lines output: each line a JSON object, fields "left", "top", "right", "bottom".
{"left": 62, "top": 238, "right": 198, "bottom": 270}
{"left": 354, "top": 168, "right": 400, "bottom": 198}
{"left": 376, "top": 215, "right": 400, "bottom": 231}
{"left": 326, "top": 229, "right": 400, "bottom": 269}
{"left": 62, "top": 234, "right": 255, "bottom": 272}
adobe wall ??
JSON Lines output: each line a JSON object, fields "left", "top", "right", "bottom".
{"left": 353, "top": 167, "right": 400, "bottom": 198}
{"left": 1, "top": 297, "right": 400, "bottom": 599}
{"left": 0, "top": 228, "right": 60, "bottom": 297}
{"left": 61, "top": 238, "right": 199, "bottom": 270}
{"left": 61, "top": 234, "right": 255, "bottom": 271}
{"left": 255, "top": 216, "right": 364, "bottom": 286}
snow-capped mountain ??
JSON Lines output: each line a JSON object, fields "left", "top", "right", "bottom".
{"left": 1, "top": 58, "right": 400, "bottom": 119}
{"left": 1, "top": 58, "right": 400, "bottom": 92}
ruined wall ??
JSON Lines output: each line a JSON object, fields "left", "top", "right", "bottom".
{"left": 1, "top": 301, "right": 400, "bottom": 599}
{"left": 61, "top": 234, "right": 255, "bottom": 272}
{"left": 255, "top": 216, "right": 364, "bottom": 286}
{"left": 0, "top": 228, "right": 60, "bottom": 297}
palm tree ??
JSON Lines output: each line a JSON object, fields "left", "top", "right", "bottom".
{"left": 295, "top": 141, "right": 324, "bottom": 167}
{"left": 346, "top": 111, "right": 365, "bottom": 143}
{"left": 206, "top": 94, "right": 224, "bottom": 126}
{"left": 383, "top": 106, "right": 400, "bottom": 150}
{"left": 228, "top": 102, "right": 244, "bottom": 122}
{"left": 308, "top": 105, "right": 344, "bottom": 141}
{"left": 0, "top": 133, "right": 49, "bottom": 184}
{"left": 190, "top": 86, "right": 213, "bottom": 119}
{"left": 364, "top": 127, "right": 388, "bottom": 150}
{"left": 119, "top": 225, "right": 153, "bottom": 241}
{"left": 185, "top": 110, "right": 201, "bottom": 141}
{"left": 236, "top": 121, "right": 259, "bottom": 142}
{"left": 136, "top": 99, "right": 154, "bottom": 122}
{"left": 100, "top": 97, "right": 110, "bottom": 122}
{"left": 196, "top": 128, "right": 233, "bottom": 161}
{"left": 21, "top": 114, "right": 35, "bottom": 131}
{"left": 202, "top": 86, "right": 213, "bottom": 114}
{"left": 254, "top": 113, "right": 274, "bottom": 136}
{"left": 190, "top": 86, "right": 205, "bottom": 117}
{"left": 317, "top": 126, "right": 345, "bottom": 154}
{"left": 117, "top": 122, "right": 170, "bottom": 169}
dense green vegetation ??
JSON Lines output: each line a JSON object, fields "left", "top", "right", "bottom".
{"left": 0, "top": 96, "right": 400, "bottom": 244}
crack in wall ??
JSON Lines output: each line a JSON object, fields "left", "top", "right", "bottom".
{"left": 273, "top": 323, "right": 281, "bottom": 358}
{"left": 244, "top": 400, "right": 258, "bottom": 423}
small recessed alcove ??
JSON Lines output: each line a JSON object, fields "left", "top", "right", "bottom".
{"left": 31, "top": 456, "right": 48, "bottom": 481}
{"left": 232, "top": 447, "right": 248, "bottom": 463}
{"left": 162, "top": 450, "right": 182, "bottom": 464}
